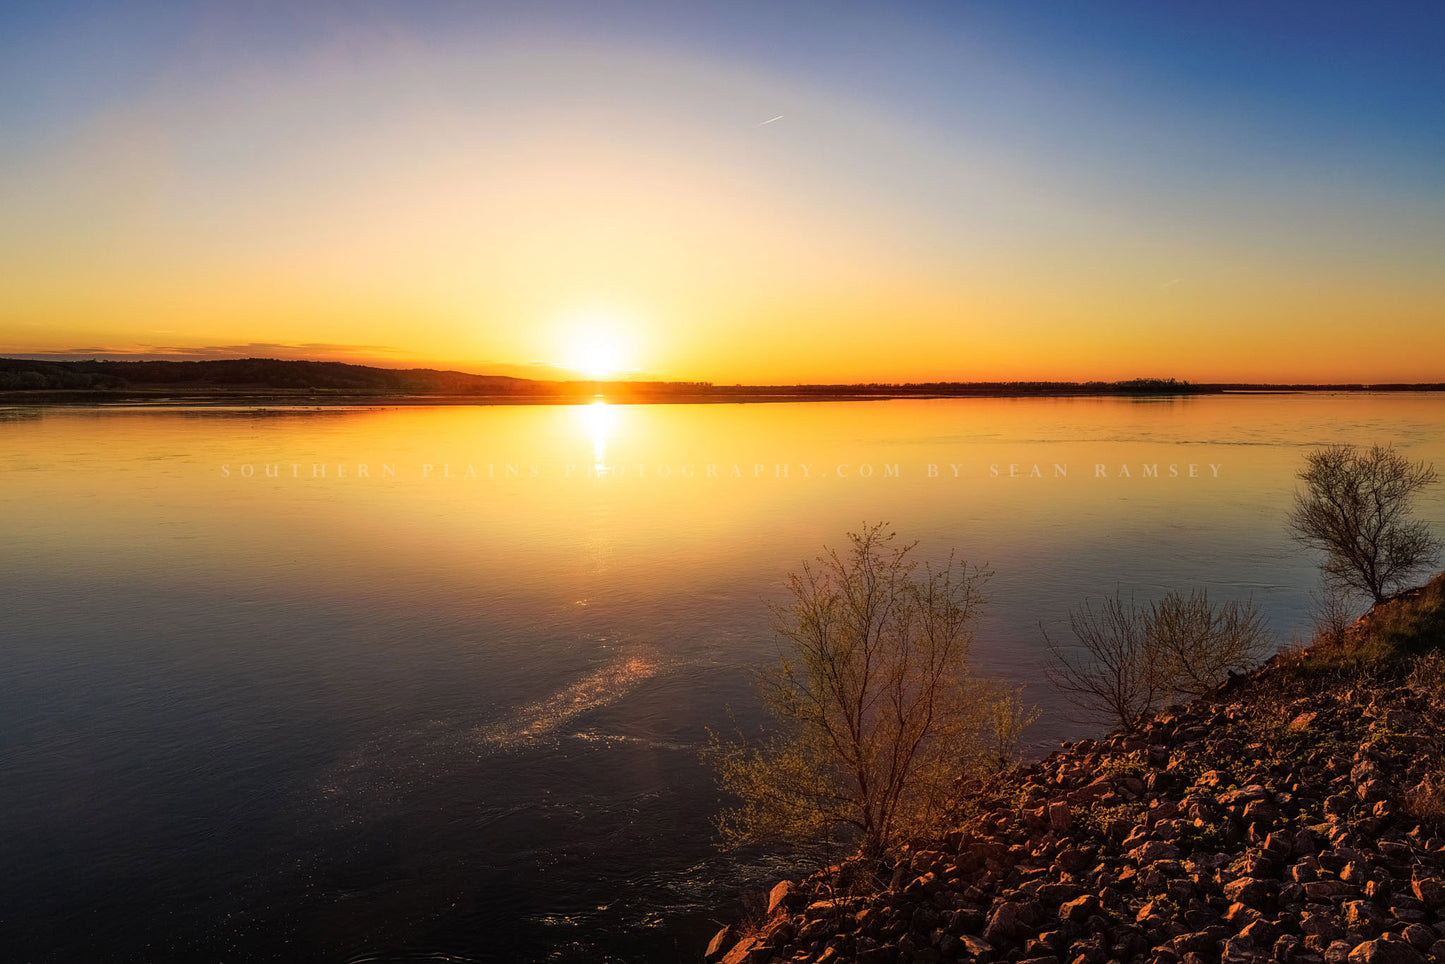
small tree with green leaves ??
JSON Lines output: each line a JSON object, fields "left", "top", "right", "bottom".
{"left": 1289, "top": 444, "right": 1441, "bottom": 606}
{"left": 709, "top": 524, "right": 1033, "bottom": 858}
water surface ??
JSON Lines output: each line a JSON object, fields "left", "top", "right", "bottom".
{"left": 3, "top": 395, "right": 1444, "bottom": 961}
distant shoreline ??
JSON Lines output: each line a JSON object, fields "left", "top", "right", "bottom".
{"left": 1, "top": 358, "right": 1443, "bottom": 405}
{"left": 5, "top": 386, "right": 1445, "bottom": 408}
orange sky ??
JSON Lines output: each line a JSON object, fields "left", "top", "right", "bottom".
{"left": 2, "top": 4, "right": 1443, "bottom": 383}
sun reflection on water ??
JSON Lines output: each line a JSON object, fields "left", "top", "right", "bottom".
{"left": 577, "top": 400, "right": 619, "bottom": 477}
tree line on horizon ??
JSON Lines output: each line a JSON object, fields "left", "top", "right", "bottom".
{"left": 0, "top": 358, "right": 1208, "bottom": 395}
{"left": 3, "top": 357, "right": 1442, "bottom": 395}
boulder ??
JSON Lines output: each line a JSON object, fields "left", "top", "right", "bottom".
{"left": 1399, "top": 924, "right": 1434, "bottom": 950}
{"left": 984, "top": 901, "right": 1034, "bottom": 945}
{"left": 960, "top": 934, "right": 995, "bottom": 959}
{"left": 719, "top": 936, "right": 767, "bottom": 964}
{"left": 1224, "top": 877, "right": 1275, "bottom": 908}
{"left": 1059, "top": 895, "right": 1102, "bottom": 925}
{"left": 1132, "top": 841, "right": 1181, "bottom": 865}
{"left": 1325, "top": 941, "right": 1353, "bottom": 964}
{"left": 705, "top": 925, "right": 737, "bottom": 961}
{"left": 1345, "top": 938, "right": 1426, "bottom": 964}
{"left": 766, "top": 879, "right": 795, "bottom": 916}
{"left": 1342, "top": 900, "right": 1386, "bottom": 933}
{"left": 1409, "top": 877, "right": 1444, "bottom": 907}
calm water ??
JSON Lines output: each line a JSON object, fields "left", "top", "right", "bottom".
{"left": 3, "top": 395, "right": 1444, "bottom": 962}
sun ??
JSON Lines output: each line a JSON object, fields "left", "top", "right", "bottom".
{"left": 559, "top": 312, "right": 635, "bottom": 379}
{"left": 568, "top": 332, "right": 626, "bottom": 379}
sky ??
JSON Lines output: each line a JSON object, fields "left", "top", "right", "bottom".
{"left": 1, "top": 0, "right": 1443, "bottom": 383}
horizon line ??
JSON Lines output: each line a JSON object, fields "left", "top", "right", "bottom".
{"left": 2, "top": 354, "right": 1444, "bottom": 391}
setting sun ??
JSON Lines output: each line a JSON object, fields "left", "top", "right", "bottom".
{"left": 561, "top": 315, "right": 635, "bottom": 379}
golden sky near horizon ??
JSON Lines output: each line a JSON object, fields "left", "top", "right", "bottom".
{"left": 2, "top": 4, "right": 1443, "bottom": 383}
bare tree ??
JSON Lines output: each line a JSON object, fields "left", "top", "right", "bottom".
{"left": 709, "top": 524, "right": 1033, "bottom": 858}
{"left": 1149, "top": 590, "right": 1269, "bottom": 695}
{"left": 1046, "top": 590, "right": 1271, "bottom": 731}
{"left": 1289, "top": 444, "right": 1441, "bottom": 605}
{"left": 1310, "top": 584, "right": 1358, "bottom": 647}
{"left": 1044, "top": 592, "right": 1158, "bottom": 732}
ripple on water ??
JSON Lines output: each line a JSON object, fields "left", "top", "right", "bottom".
{"left": 471, "top": 650, "right": 661, "bottom": 750}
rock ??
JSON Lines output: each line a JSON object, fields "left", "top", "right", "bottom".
{"left": 798, "top": 917, "right": 832, "bottom": 942}
{"left": 1399, "top": 924, "right": 1434, "bottom": 950}
{"left": 705, "top": 925, "right": 737, "bottom": 960}
{"left": 1244, "top": 800, "right": 1281, "bottom": 827}
{"left": 719, "top": 935, "right": 767, "bottom": 964}
{"left": 1325, "top": 941, "right": 1353, "bottom": 964}
{"left": 1132, "top": 840, "right": 1182, "bottom": 864}
{"left": 1221, "top": 786, "right": 1273, "bottom": 806}
{"left": 1343, "top": 901, "right": 1386, "bottom": 933}
{"left": 1183, "top": 900, "right": 1221, "bottom": 930}
{"left": 1225, "top": 877, "right": 1275, "bottom": 907}
{"left": 1409, "top": 877, "right": 1444, "bottom": 907}
{"left": 1302, "top": 914, "right": 1346, "bottom": 944}
{"left": 1060, "top": 895, "right": 1102, "bottom": 925}
{"left": 766, "top": 879, "right": 795, "bottom": 916}
{"left": 1325, "top": 795, "right": 1354, "bottom": 817}
{"left": 1341, "top": 863, "right": 1371, "bottom": 886}
{"left": 1037, "top": 881, "right": 1085, "bottom": 904}
{"left": 804, "top": 898, "right": 849, "bottom": 918}
{"left": 1054, "top": 845, "right": 1092, "bottom": 875}
{"left": 1136, "top": 899, "right": 1170, "bottom": 922}
{"left": 960, "top": 934, "right": 995, "bottom": 959}
{"left": 759, "top": 917, "right": 794, "bottom": 946}
{"left": 1345, "top": 938, "right": 1426, "bottom": 964}
{"left": 1241, "top": 920, "right": 1278, "bottom": 946}
{"left": 1222, "top": 936, "right": 1259, "bottom": 962}
{"left": 984, "top": 901, "right": 1033, "bottom": 944}
{"left": 1291, "top": 862, "right": 1319, "bottom": 883}
{"left": 1290, "top": 711, "right": 1320, "bottom": 731}
{"left": 905, "top": 872, "right": 940, "bottom": 899}
{"left": 1305, "top": 880, "right": 1346, "bottom": 900}
{"left": 1171, "top": 930, "right": 1222, "bottom": 955}
{"left": 1241, "top": 853, "right": 1284, "bottom": 878}
{"left": 911, "top": 850, "right": 946, "bottom": 873}
{"left": 1050, "top": 801, "right": 1073, "bottom": 832}
{"left": 1273, "top": 934, "right": 1301, "bottom": 962}
{"left": 1263, "top": 832, "right": 1294, "bottom": 856}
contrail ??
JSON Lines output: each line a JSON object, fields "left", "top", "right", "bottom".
{"left": 758, "top": 114, "right": 784, "bottom": 126}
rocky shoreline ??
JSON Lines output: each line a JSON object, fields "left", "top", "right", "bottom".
{"left": 707, "top": 581, "right": 1445, "bottom": 964}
